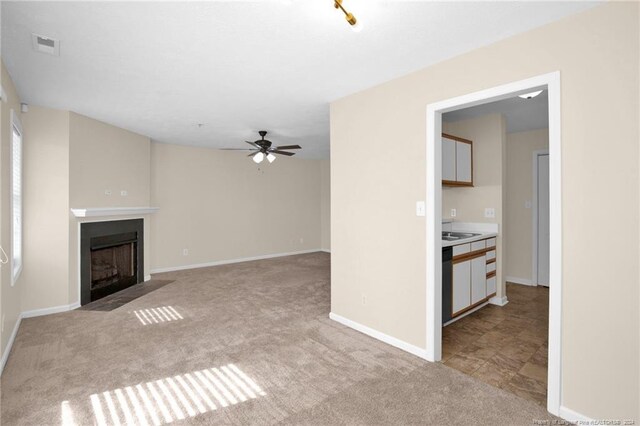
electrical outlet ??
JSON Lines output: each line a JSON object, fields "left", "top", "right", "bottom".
{"left": 1, "top": 314, "right": 4, "bottom": 333}
{"left": 484, "top": 208, "right": 496, "bottom": 218}
{"left": 450, "top": 208, "right": 457, "bottom": 218}
{"left": 362, "top": 294, "right": 367, "bottom": 306}
{"left": 525, "top": 200, "right": 532, "bottom": 209}
{"left": 104, "top": 189, "right": 112, "bottom": 196}
{"left": 120, "top": 190, "right": 128, "bottom": 196}
{"left": 299, "top": 237, "right": 304, "bottom": 244}
{"left": 182, "top": 248, "right": 189, "bottom": 256}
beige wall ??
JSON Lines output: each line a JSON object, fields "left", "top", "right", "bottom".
{"left": 20, "top": 106, "right": 70, "bottom": 311}
{"left": 0, "top": 61, "right": 22, "bottom": 358}
{"left": 330, "top": 2, "right": 639, "bottom": 418}
{"left": 69, "top": 113, "right": 151, "bottom": 208}
{"left": 442, "top": 114, "right": 507, "bottom": 298}
{"left": 150, "top": 142, "right": 322, "bottom": 271}
{"left": 505, "top": 129, "right": 549, "bottom": 282}
{"left": 320, "top": 159, "right": 330, "bottom": 251}
{"left": 68, "top": 112, "right": 152, "bottom": 303}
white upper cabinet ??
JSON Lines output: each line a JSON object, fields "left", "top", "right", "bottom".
{"left": 442, "top": 137, "right": 457, "bottom": 182}
{"left": 442, "top": 133, "right": 473, "bottom": 186}
{"left": 456, "top": 141, "right": 472, "bottom": 184}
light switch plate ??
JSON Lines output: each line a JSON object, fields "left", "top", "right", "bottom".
{"left": 450, "top": 208, "right": 457, "bottom": 217}
{"left": 484, "top": 208, "right": 496, "bottom": 218}
{"left": 416, "top": 201, "right": 425, "bottom": 217}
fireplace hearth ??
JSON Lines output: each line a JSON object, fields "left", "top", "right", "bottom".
{"left": 80, "top": 219, "right": 144, "bottom": 305}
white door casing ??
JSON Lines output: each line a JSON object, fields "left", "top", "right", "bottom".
{"left": 426, "top": 71, "right": 562, "bottom": 416}
{"left": 536, "top": 153, "right": 550, "bottom": 286}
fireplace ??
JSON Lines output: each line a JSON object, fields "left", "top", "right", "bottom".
{"left": 80, "top": 219, "right": 144, "bottom": 305}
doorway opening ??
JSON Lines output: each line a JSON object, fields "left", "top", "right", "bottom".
{"left": 425, "top": 72, "right": 561, "bottom": 415}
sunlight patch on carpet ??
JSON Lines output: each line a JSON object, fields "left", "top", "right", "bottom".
{"left": 133, "top": 306, "right": 183, "bottom": 325}
{"left": 86, "top": 364, "right": 266, "bottom": 425}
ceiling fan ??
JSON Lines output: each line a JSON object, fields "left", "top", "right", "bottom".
{"left": 222, "top": 131, "right": 301, "bottom": 163}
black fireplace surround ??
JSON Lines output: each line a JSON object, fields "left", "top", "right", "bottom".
{"left": 80, "top": 219, "right": 144, "bottom": 306}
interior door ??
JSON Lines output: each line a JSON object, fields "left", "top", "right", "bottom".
{"left": 537, "top": 154, "right": 550, "bottom": 286}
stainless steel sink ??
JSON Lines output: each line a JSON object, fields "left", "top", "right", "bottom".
{"left": 442, "top": 231, "right": 480, "bottom": 241}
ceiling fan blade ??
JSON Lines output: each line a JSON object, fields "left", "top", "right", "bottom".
{"left": 245, "top": 141, "right": 260, "bottom": 149}
{"left": 270, "top": 150, "right": 295, "bottom": 156}
{"left": 247, "top": 151, "right": 260, "bottom": 157}
{"left": 220, "top": 148, "right": 253, "bottom": 151}
{"left": 276, "top": 145, "right": 301, "bottom": 150}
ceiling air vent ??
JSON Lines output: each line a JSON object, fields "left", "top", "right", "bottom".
{"left": 31, "top": 33, "right": 59, "bottom": 56}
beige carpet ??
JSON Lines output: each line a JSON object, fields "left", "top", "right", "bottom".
{"left": 1, "top": 252, "right": 556, "bottom": 425}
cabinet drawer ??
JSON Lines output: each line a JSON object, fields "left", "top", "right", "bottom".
{"left": 471, "top": 240, "right": 485, "bottom": 252}
{"left": 485, "top": 238, "right": 496, "bottom": 248}
{"left": 453, "top": 243, "right": 470, "bottom": 256}
{"left": 486, "top": 262, "right": 496, "bottom": 273}
{"left": 486, "top": 250, "right": 496, "bottom": 260}
{"left": 486, "top": 276, "right": 497, "bottom": 296}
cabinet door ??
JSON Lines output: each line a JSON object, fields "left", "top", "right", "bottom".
{"left": 452, "top": 260, "right": 471, "bottom": 315}
{"left": 456, "top": 141, "right": 472, "bottom": 184}
{"left": 442, "top": 137, "right": 457, "bottom": 182}
{"left": 471, "top": 255, "right": 486, "bottom": 304}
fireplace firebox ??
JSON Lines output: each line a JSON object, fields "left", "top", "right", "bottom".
{"left": 80, "top": 219, "right": 144, "bottom": 305}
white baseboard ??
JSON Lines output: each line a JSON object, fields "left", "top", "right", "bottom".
{"left": 558, "top": 405, "right": 593, "bottom": 422}
{"left": 506, "top": 276, "right": 535, "bottom": 286}
{"left": 0, "top": 315, "right": 22, "bottom": 375}
{"left": 329, "top": 312, "right": 428, "bottom": 360}
{"left": 144, "top": 275, "right": 151, "bottom": 282}
{"left": 489, "top": 295, "right": 509, "bottom": 306}
{"left": 320, "top": 249, "right": 331, "bottom": 253}
{"left": 21, "top": 302, "right": 80, "bottom": 319}
{"left": 150, "top": 249, "right": 323, "bottom": 274}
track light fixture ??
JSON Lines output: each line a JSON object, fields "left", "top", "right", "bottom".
{"left": 334, "top": 0, "right": 362, "bottom": 32}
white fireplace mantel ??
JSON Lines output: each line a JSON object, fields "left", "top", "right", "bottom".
{"left": 71, "top": 207, "right": 160, "bottom": 218}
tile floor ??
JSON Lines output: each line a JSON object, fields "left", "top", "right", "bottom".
{"left": 442, "top": 283, "right": 549, "bottom": 406}
{"left": 78, "top": 279, "right": 174, "bottom": 311}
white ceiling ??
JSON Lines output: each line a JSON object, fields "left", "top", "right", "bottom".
{"left": 444, "top": 90, "right": 549, "bottom": 133}
{"left": 1, "top": 1, "right": 597, "bottom": 158}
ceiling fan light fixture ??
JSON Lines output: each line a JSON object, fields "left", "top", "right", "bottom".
{"left": 518, "top": 90, "right": 543, "bottom": 99}
{"left": 267, "top": 153, "right": 276, "bottom": 163}
{"left": 253, "top": 152, "right": 265, "bottom": 163}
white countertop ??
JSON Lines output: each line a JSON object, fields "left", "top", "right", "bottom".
{"left": 441, "top": 221, "right": 499, "bottom": 248}
{"left": 442, "top": 231, "right": 498, "bottom": 247}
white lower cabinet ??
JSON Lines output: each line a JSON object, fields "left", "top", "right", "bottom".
{"left": 452, "top": 260, "right": 471, "bottom": 315}
{"left": 449, "top": 237, "right": 497, "bottom": 319}
{"left": 471, "top": 255, "right": 487, "bottom": 304}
